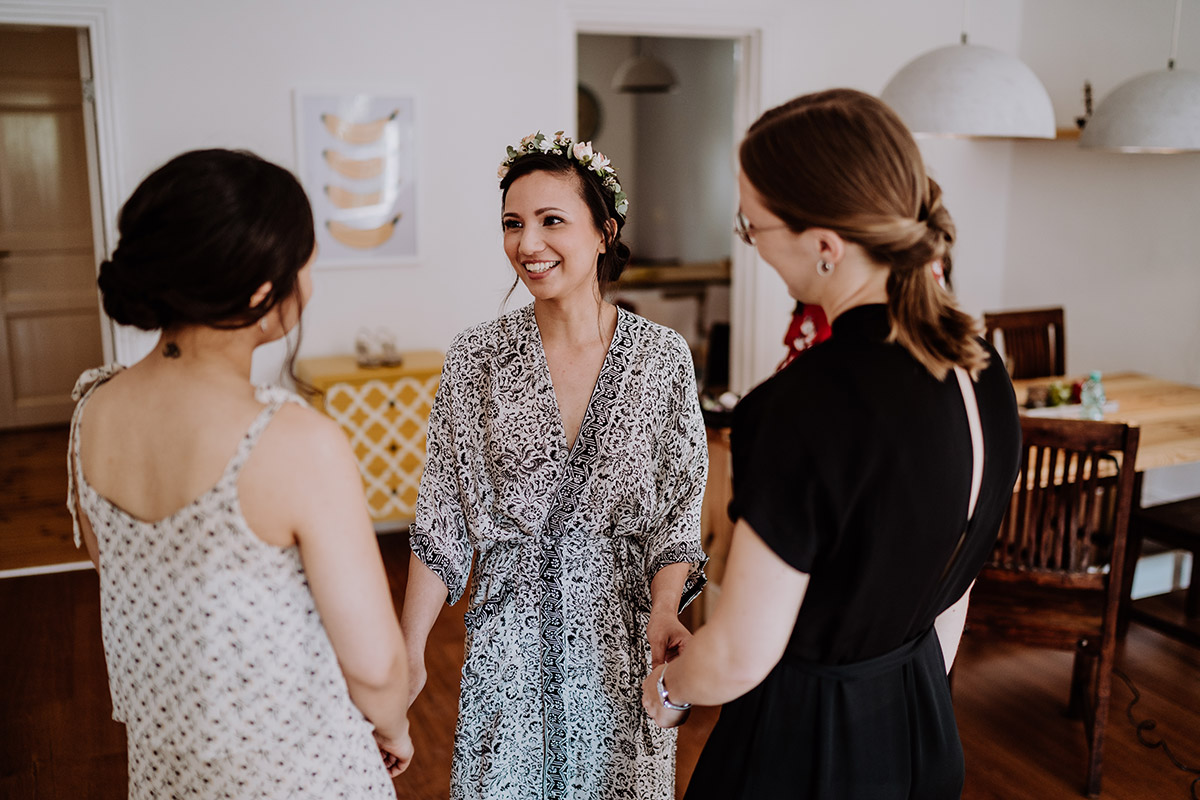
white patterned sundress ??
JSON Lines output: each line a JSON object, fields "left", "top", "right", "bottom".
{"left": 67, "top": 365, "right": 396, "bottom": 800}
{"left": 410, "top": 304, "right": 709, "bottom": 800}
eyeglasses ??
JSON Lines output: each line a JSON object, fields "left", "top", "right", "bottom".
{"left": 734, "top": 210, "right": 790, "bottom": 246}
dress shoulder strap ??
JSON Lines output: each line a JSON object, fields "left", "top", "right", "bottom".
{"left": 67, "top": 364, "right": 126, "bottom": 548}
{"left": 214, "top": 385, "right": 312, "bottom": 488}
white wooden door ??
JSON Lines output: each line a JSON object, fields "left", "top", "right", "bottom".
{"left": 0, "top": 26, "right": 104, "bottom": 429}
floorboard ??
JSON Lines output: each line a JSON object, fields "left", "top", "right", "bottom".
{"left": 0, "top": 426, "right": 80, "bottom": 572}
{"left": 2, "top": 426, "right": 1198, "bottom": 798}
{"left": 2, "top": 532, "right": 1198, "bottom": 798}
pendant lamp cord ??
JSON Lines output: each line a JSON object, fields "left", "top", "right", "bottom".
{"left": 1113, "top": 667, "right": 1200, "bottom": 799}
{"left": 1169, "top": 0, "right": 1183, "bottom": 69}
{"left": 960, "top": 0, "right": 969, "bottom": 45}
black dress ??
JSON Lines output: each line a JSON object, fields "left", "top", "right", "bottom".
{"left": 684, "top": 304, "right": 1021, "bottom": 800}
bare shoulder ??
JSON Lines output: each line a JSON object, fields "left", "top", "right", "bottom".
{"left": 238, "top": 402, "right": 361, "bottom": 545}
{"left": 255, "top": 402, "right": 354, "bottom": 470}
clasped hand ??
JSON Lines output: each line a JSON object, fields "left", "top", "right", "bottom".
{"left": 641, "top": 609, "right": 692, "bottom": 729}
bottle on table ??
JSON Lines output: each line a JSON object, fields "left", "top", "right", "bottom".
{"left": 1080, "top": 370, "right": 1106, "bottom": 420}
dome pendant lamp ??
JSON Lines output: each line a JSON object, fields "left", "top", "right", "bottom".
{"left": 612, "top": 37, "right": 678, "bottom": 94}
{"left": 1080, "top": 0, "right": 1200, "bottom": 153}
{"left": 881, "top": 0, "right": 1055, "bottom": 139}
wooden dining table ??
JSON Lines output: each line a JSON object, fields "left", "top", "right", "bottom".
{"left": 1012, "top": 371, "right": 1200, "bottom": 472}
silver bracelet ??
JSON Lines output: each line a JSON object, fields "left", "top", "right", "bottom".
{"left": 657, "top": 665, "right": 691, "bottom": 711}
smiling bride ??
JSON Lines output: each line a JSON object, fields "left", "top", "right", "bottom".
{"left": 400, "top": 131, "right": 709, "bottom": 800}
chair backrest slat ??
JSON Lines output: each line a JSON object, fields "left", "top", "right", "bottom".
{"left": 984, "top": 307, "right": 1066, "bottom": 379}
{"left": 989, "top": 417, "right": 1139, "bottom": 586}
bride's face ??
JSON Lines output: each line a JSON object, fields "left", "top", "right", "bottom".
{"left": 501, "top": 170, "right": 607, "bottom": 303}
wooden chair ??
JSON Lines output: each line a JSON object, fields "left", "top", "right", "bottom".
{"left": 964, "top": 417, "right": 1140, "bottom": 798}
{"left": 1118, "top": 488, "right": 1200, "bottom": 648}
{"left": 984, "top": 307, "right": 1066, "bottom": 379}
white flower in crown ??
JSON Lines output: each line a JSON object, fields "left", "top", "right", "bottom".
{"left": 500, "top": 130, "right": 628, "bottom": 219}
{"left": 572, "top": 141, "right": 594, "bottom": 163}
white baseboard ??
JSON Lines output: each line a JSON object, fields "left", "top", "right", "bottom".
{"left": 1131, "top": 549, "right": 1193, "bottom": 600}
{"left": 0, "top": 560, "right": 94, "bottom": 580}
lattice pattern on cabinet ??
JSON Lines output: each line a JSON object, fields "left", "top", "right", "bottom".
{"left": 297, "top": 352, "right": 443, "bottom": 523}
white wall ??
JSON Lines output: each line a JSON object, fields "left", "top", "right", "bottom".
{"left": 633, "top": 36, "right": 736, "bottom": 264}
{"left": 577, "top": 34, "right": 640, "bottom": 245}
{"left": 16, "top": 0, "right": 1197, "bottom": 419}
{"left": 1012, "top": 0, "right": 1200, "bottom": 388}
{"left": 13, "top": 0, "right": 1015, "bottom": 390}
{"left": 1012, "top": 0, "right": 1200, "bottom": 504}
{"left": 67, "top": 0, "right": 581, "bottom": 380}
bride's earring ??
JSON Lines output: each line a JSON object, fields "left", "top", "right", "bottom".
{"left": 259, "top": 317, "right": 269, "bottom": 333}
{"left": 817, "top": 259, "right": 834, "bottom": 275}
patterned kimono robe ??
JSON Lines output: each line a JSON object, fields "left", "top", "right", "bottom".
{"left": 410, "top": 303, "right": 708, "bottom": 800}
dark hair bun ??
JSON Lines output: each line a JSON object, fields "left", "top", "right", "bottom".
{"left": 97, "top": 255, "right": 167, "bottom": 330}
{"left": 604, "top": 240, "right": 632, "bottom": 283}
{"left": 98, "top": 149, "right": 315, "bottom": 332}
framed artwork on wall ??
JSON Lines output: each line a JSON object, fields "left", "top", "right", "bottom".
{"left": 293, "top": 89, "right": 418, "bottom": 268}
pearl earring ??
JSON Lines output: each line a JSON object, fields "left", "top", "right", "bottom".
{"left": 817, "top": 259, "right": 834, "bottom": 275}
{"left": 259, "top": 317, "right": 269, "bottom": 332}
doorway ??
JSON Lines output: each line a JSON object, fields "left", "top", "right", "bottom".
{"left": 0, "top": 23, "right": 107, "bottom": 429}
{"left": 578, "top": 34, "right": 735, "bottom": 399}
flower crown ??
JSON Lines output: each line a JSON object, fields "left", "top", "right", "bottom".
{"left": 498, "top": 131, "right": 629, "bottom": 219}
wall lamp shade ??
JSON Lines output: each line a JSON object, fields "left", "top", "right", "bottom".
{"left": 1079, "top": 68, "right": 1200, "bottom": 152}
{"left": 881, "top": 43, "right": 1055, "bottom": 139}
{"left": 612, "top": 54, "right": 677, "bottom": 94}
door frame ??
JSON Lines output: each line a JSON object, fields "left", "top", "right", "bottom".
{"left": 570, "top": 11, "right": 763, "bottom": 395}
{"left": 0, "top": 2, "right": 120, "bottom": 365}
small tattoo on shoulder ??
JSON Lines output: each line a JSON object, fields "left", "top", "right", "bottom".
{"left": 162, "top": 342, "right": 181, "bottom": 359}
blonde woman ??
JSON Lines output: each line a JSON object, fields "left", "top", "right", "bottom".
{"left": 641, "top": 90, "right": 1022, "bottom": 800}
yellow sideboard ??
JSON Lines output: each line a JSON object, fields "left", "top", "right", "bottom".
{"left": 296, "top": 351, "right": 444, "bottom": 524}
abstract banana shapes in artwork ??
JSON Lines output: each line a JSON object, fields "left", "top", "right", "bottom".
{"left": 322, "top": 149, "right": 385, "bottom": 181}
{"left": 324, "top": 185, "right": 390, "bottom": 210}
{"left": 320, "top": 110, "right": 399, "bottom": 145}
{"left": 326, "top": 216, "right": 402, "bottom": 249}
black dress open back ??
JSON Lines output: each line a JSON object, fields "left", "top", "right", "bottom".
{"left": 684, "top": 304, "right": 1021, "bottom": 800}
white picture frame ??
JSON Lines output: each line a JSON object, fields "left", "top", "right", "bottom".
{"left": 292, "top": 88, "right": 418, "bottom": 268}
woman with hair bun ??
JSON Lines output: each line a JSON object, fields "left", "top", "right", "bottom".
{"left": 70, "top": 148, "right": 412, "bottom": 798}
{"left": 641, "top": 89, "right": 1022, "bottom": 799}
{"left": 403, "top": 132, "right": 707, "bottom": 799}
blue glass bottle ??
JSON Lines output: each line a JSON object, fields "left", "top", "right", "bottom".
{"left": 1080, "top": 370, "right": 1106, "bottom": 420}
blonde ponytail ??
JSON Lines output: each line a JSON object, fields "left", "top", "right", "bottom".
{"left": 740, "top": 90, "right": 989, "bottom": 380}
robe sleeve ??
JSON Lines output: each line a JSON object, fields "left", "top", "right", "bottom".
{"left": 409, "top": 342, "right": 474, "bottom": 605}
{"left": 645, "top": 335, "right": 709, "bottom": 609}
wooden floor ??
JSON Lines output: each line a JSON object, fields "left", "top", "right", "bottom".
{"left": 0, "top": 426, "right": 83, "bottom": 573}
{"left": 2, "top": 423, "right": 1198, "bottom": 797}
{"left": 1, "top": 530, "right": 1197, "bottom": 799}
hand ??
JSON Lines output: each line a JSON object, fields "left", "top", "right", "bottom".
{"left": 406, "top": 647, "right": 427, "bottom": 710}
{"left": 646, "top": 608, "right": 692, "bottom": 668}
{"left": 641, "top": 664, "right": 689, "bottom": 729}
{"left": 375, "top": 726, "right": 414, "bottom": 777}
